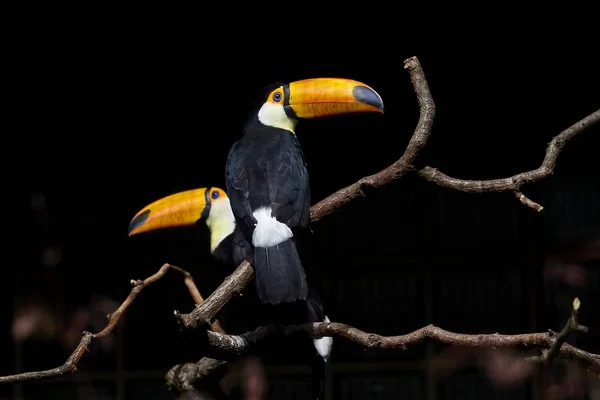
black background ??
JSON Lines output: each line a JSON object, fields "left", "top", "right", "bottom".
{"left": 2, "top": 6, "right": 599, "bottom": 399}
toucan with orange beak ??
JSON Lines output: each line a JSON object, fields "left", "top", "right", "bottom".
{"left": 128, "top": 187, "right": 333, "bottom": 359}
{"left": 128, "top": 186, "right": 334, "bottom": 399}
{"left": 224, "top": 78, "right": 384, "bottom": 305}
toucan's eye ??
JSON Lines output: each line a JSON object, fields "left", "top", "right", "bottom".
{"left": 272, "top": 92, "right": 282, "bottom": 102}
{"left": 211, "top": 191, "right": 220, "bottom": 199}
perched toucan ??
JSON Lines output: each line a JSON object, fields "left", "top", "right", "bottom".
{"left": 128, "top": 187, "right": 332, "bottom": 356}
{"left": 128, "top": 187, "right": 334, "bottom": 398}
{"left": 224, "top": 77, "right": 384, "bottom": 306}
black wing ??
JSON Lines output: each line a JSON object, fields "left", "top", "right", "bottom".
{"left": 267, "top": 135, "right": 311, "bottom": 231}
{"left": 225, "top": 140, "right": 256, "bottom": 235}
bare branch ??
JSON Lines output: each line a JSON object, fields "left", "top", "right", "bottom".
{"left": 165, "top": 357, "right": 230, "bottom": 399}
{"left": 530, "top": 297, "right": 589, "bottom": 365}
{"left": 515, "top": 191, "right": 544, "bottom": 211}
{"left": 310, "top": 56, "right": 436, "bottom": 223}
{"left": 0, "top": 263, "right": 207, "bottom": 384}
{"left": 418, "top": 109, "right": 600, "bottom": 210}
{"left": 176, "top": 260, "right": 254, "bottom": 330}
{"left": 198, "top": 300, "right": 600, "bottom": 375}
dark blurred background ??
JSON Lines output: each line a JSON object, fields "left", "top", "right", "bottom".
{"left": 2, "top": 7, "right": 599, "bottom": 400}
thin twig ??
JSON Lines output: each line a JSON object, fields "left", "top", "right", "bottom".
{"left": 515, "top": 191, "right": 544, "bottom": 211}
{"left": 0, "top": 263, "right": 208, "bottom": 384}
{"left": 530, "top": 297, "right": 588, "bottom": 364}
{"left": 418, "top": 109, "right": 600, "bottom": 210}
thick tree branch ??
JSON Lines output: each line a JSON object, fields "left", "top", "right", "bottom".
{"left": 176, "top": 260, "right": 255, "bottom": 330}
{"left": 165, "top": 357, "right": 230, "bottom": 399}
{"left": 310, "top": 56, "right": 436, "bottom": 223}
{"left": 0, "top": 263, "right": 208, "bottom": 384}
{"left": 418, "top": 109, "right": 600, "bottom": 211}
{"left": 198, "top": 298, "right": 599, "bottom": 375}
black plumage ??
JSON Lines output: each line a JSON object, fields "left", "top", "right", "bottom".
{"left": 211, "top": 224, "right": 252, "bottom": 267}
{"left": 226, "top": 105, "right": 311, "bottom": 305}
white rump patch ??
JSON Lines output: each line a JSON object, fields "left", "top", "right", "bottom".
{"left": 251, "top": 206, "right": 293, "bottom": 248}
{"left": 313, "top": 315, "right": 333, "bottom": 362}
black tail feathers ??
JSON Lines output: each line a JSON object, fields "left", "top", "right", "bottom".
{"left": 253, "top": 239, "right": 308, "bottom": 305}
{"left": 312, "top": 353, "right": 326, "bottom": 400}
{"left": 306, "top": 288, "right": 332, "bottom": 400}
{"left": 306, "top": 287, "right": 325, "bottom": 322}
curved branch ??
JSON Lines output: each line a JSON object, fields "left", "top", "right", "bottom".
{"left": 418, "top": 108, "right": 600, "bottom": 210}
{"left": 165, "top": 357, "right": 230, "bottom": 398}
{"left": 200, "top": 298, "right": 599, "bottom": 375}
{"left": 0, "top": 263, "right": 207, "bottom": 384}
{"left": 176, "top": 260, "right": 254, "bottom": 330}
{"left": 310, "top": 56, "right": 436, "bottom": 223}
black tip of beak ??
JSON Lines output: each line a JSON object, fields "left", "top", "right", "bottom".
{"left": 352, "top": 85, "right": 384, "bottom": 112}
{"left": 128, "top": 209, "right": 150, "bottom": 235}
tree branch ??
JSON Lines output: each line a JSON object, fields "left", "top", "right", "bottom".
{"left": 197, "top": 298, "right": 599, "bottom": 375}
{"left": 165, "top": 357, "right": 230, "bottom": 399}
{"left": 0, "top": 263, "right": 208, "bottom": 384}
{"left": 176, "top": 260, "right": 255, "bottom": 330}
{"left": 418, "top": 109, "right": 600, "bottom": 211}
{"left": 310, "top": 56, "right": 436, "bottom": 223}
{"left": 529, "top": 297, "right": 589, "bottom": 364}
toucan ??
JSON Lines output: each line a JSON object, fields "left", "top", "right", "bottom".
{"left": 128, "top": 186, "right": 333, "bottom": 398}
{"left": 224, "top": 77, "right": 384, "bottom": 306}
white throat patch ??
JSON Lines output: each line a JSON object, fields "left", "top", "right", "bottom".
{"left": 206, "top": 198, "right": 236, "bottom": 252}
{"left": 257, "top": 102, "right": 298, "bottom": 133}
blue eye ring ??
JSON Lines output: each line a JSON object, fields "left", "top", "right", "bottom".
{"left": 211, "top": 190, "right": 220, "bottom": 199}
{"left": 272, "top": 92, "right": 282, "bottom": 102}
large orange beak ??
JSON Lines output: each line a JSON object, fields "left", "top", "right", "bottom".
{"left": 128, "top": 188, "right": 210, "bottom": 236}
{"left": 284, "top": 78, "right": 384, "bottom": 119}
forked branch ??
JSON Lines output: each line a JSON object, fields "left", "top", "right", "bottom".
{"left": 309, "top": 56, "right": 436, "bottom": 223}
{"left": 418, "top": 109, "right": 600, "bottom": 211}
{"left": 0, "top": 263, "right": 210, "bottom": 384}
{"left": 193, "top": 298, "right": 600, "bottom": 375}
